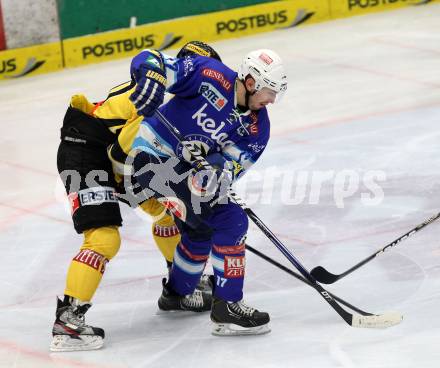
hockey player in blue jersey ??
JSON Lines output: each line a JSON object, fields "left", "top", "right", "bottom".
{"left": 128, "top": 46, "right": 287, "bottom": 335}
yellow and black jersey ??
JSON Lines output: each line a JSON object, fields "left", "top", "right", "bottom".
{"left": 93, "top": 80, "right": 138, "bottom": 131}
{"left": 92, "top": 80, "right": 142, "bottom": 177}
{"left": 69, "top": 79, "right": 177, "bottom": 179}
{"left": 69, "top": 80, "right": 143, "bottom": 179}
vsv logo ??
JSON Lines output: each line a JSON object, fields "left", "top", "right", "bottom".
{"left": 192, "top": 103, "right": 234, "bottom": 148}
{"left": 198, "top": 82, "right": 228, "bottom": 111}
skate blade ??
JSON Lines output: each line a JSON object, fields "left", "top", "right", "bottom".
{"left": 50, "top": 335, "right": 104, "bottom": 352}
{"left": 157, "top": 305, "right": 211, "bottom": 314}
{"left": 212, "top": 322, "right": 271, "bottom": 336}
{"left": 156, "top": 307, "right": 194, "bottom": 314}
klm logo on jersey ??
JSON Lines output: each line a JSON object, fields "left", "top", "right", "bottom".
{"left": 192, "top": 103, "right": 234, "bottom": 148}
{"left": 198, "top": 82, "right": 228, "bottom": 111}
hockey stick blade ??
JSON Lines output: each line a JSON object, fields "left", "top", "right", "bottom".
{"left": 314, "top": 282, "right": 402, "bottom": 329}
{"left": 310, "top": 266, "right": 342, "bottom": 284}
{"left": 352, "top": 312, "right": 403, "bottom": 328}
{"left": 311, "top": 211, "right": 440, "bottom": 284}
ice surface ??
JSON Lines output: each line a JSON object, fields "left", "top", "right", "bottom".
{"left": 0, "top": 5, "right": 439, "bottom": 368}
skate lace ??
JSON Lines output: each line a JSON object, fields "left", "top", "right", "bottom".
{"left": 199, "top": 274, "right": 210, "bottom": 285}
{"left": 229, "top": 300, "right": 255, "bottom": 317}
{"left": 198, "top": 274, "right": 212, "bottom": 289}
{"left": 182, "top": 290, "right": 204, "bottom": 308}
{"left": 64, "top": 307, "right": 86, "bottom": 327}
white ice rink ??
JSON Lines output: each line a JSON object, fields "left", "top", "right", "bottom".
{"left": 1, "top": 4, "right": 439, "bottom": 368}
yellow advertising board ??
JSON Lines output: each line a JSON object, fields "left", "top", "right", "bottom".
{"left": 1, "top": 0, "right": 439, "bottom": 80}
{"left": 0, "top": 42, "right": 63, "bottom": 80}
{"left": 331, "top": 0, "right": 440, "bottom": 18}
{"left": 63, "top": 0, "right": 331, "bottom": 68}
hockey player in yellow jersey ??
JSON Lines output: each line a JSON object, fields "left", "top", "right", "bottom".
{"left": 50, "top": 41, "right": 222, "bottom": 352}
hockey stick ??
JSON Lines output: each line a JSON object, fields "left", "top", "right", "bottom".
{"left": 153, "top": 110, "right": 402, "bottom": 328}
{"left": 311, "top": 212, "right": 440, "bottom": 284}
{"left": 245, "top": 244, "right": 372, "bottom": 316}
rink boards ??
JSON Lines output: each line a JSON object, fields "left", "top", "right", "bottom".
{"left": 0, "top": 0, "right": 438, "bottom": 80}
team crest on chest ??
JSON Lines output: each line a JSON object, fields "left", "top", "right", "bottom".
{"left": 176, "top": 134, "right": 213, "bottom": 163}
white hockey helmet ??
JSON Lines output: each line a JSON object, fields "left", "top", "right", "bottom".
{"left": 238, "top": 49, "right": 287, "bottom": 102}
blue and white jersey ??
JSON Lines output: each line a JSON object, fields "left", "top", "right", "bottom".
{"left": 131, "top": 50, "right": 270, "bottom": 181}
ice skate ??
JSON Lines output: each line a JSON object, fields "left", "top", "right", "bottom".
{"left": 211, "top": 297, "right": 270, "bottom": 336}
{"left": 196, "top": 274, "right": 215, "bottom": 293}
{"left": 50, "top": 296, "right": 104, "bottom": 352}
{"left": 158, "top": 278, "right": 212, "bottom": 312}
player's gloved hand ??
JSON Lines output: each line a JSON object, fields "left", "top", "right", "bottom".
{"left": 207, "top": 152, "right": 235, "bottom": 186}
{"left": 205, "top": 153, "right": 232, "bottom": 172}
{"left": 129, "top": 52, "right": 167, "bottom": 117}
{"left": 190, "top": 153, "right": 233, "bottom": 197}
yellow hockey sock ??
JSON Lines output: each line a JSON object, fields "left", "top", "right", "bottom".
{"left": 139, "top": 199, "right": 180, "bottom": 263}
{"left": 64, "top": 226, "right": 120, "bottom": 302}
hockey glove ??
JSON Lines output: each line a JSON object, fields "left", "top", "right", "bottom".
{"left": 205, "top": 153, "right": 232, "bottom": 171}
{"left": 190, "top": 153, "right": 233, "bottom": 197}
{"left": 130, "top": 52, "right": 167, "bottom": 117}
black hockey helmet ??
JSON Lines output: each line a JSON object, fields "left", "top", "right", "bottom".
{"left": 177, "top": 41, "right": 222, "bottom": 62}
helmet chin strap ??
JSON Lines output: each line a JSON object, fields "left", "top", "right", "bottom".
{"left": 240, "top": 76, "right": 256, "bottom": 111}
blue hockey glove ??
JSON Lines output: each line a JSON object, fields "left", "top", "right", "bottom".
{"left": 129, "top": 52, "right": 167, "bottom": 117}
{"left": 205, "top": 152, "right": 232, "bottom": 172}
{"left": 189, "top": 153, "right": 233, "bottom": 198}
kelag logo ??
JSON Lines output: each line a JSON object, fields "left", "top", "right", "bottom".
{"left": 1, "top": 57, "right": 45, "bottom": 78}
{"left": 348, "top": 0, "right": 433, "bottom": 10}
{"left": 81, "top": 33, "right": 183, "bottom": 59}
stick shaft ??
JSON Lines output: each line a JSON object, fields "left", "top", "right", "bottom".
{"left": 339, "top": 212, "right": 440, "bottom": 279}
{"left": 245, "top": 244, "right": 372, "bottom": 315}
